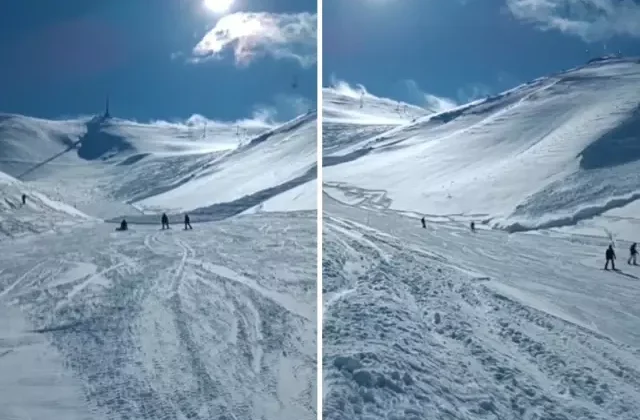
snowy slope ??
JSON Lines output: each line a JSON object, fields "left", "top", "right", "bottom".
{"left": 323, "top": 57, "right": 640, "bottom": 420}
{"left": 324, "top": 87, "right": 428, "bottom": 125}
{"left": 323, "top": 195, "right": 640, "bottom": 420}
{"left": 0, "top": 172, "right": 93, "bottom": 238}
{"left": 323, "top": 87, "right": 430, "bottom": 156}
{"left": 137, "top": 112, "right": 318, "bottom": 214}
{"left": 0, "top": 111, "right": 317, "bottom": 219}
{"left": 0, "top": 109, "right": 317, "bottom": 419}
{"left": 323, "top": 57, "right": 640, "bottom": 235}
{"left": 0, "top": 213, "right": 316, "bottom": 420}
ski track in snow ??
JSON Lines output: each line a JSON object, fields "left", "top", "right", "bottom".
{"left": 323, "top": 196, "right": 640, "bottom": 420}
{"left": 0, "top": 214, "right": 316, "bottom": 420}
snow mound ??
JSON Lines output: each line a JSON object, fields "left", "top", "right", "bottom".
{"left": 323, "top": 57, "right": 640, "bottom": 232}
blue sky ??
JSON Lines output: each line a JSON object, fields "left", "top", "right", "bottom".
{"left": 323, "top": 0, "right": 640, "bottom": 111}
{"left": 0, "top": 0, "right": 316, "bottom": 123}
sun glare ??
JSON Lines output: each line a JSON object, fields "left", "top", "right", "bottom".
{"left": 204, "top": 0, "right": 233, "bottom": 14}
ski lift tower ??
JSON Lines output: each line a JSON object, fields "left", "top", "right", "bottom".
{"left": 104, "top": 95, "right": 111, "bottom": 119}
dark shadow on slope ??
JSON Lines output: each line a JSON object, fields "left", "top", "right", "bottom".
{"left": 323, "top": 148, "right": 373, "bottom": 167}
{"left": 13, "top": 115, "right": 134, "bottom": 179}
{"left": 178, "top": 163, "right": 316, "bottom": 219}
{"left": 116, "top": 153, "right": 150, "bottom": 166}
{"left": 501, "top": 191, "right": 640, "bottom": 233}
{"left": 613, "top": 269, "right": 640, "bottom": 280}
{"left": 15, "top": 143, "right": 79, "bottom": 179}
{"left": 77, "top": 117, "right": 134, "bottom": 160}
{"left": 29, "top": 320, "right": 87, "bottom": 334}
{"left": 578, "top": 105, "right": 640, "bottom": 170}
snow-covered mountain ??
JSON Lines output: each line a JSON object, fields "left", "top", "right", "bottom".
{"left": 322, "top": 57, "right": 640, "bottom": 420}
{"left": 324, "top": 57, "right": 640, "bottom": 240}
{"left": 0, "top": 111, "right": 317, "bottom": 219}
{"left": 323, "top": 85, "right": 430, "bottom": 156}
{"left": 0, "top": 111, "right": 317, "bottom": 420}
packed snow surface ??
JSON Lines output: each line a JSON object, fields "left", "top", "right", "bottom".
{"left": 0, "top": 111, "right": 317, "bottom": 419}
{"left": 323, "top": 195, "right": 640, "bottom": 420}
{"left": 1, "top": 215, "right": 316, "bottom": 420}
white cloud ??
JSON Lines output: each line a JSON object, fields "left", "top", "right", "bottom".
{"left": 507, "top": 0, "right": 640, "bottom": 41}
{"left": 403, "top": 79, "right": 458, "bottom": 113}
{"left": 328, "top": 74, "right": 369, "bottom": 99}
{"left": 456, "top": 83, "right": 493, "bottom": 103}
{"left": 251, "top": 93, "right": 314, "bottom": 123}
{"left": 190, "top": 12, "right": 316, "bottom": 67}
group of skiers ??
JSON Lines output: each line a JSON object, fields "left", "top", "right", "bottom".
{"left": 420, "top": 216, "right": 476, "bottom": 233}
{"left": 117, "top": 212, "right": 193, "bottom": 231}
{"left": 161, "top": 212, "right": 192, "bottom": 230}
{"left": 419, "top": 216, "right": 638, "bottom": 271}
{"left": 605, "top": 243, "right": 637, "bottom": 270}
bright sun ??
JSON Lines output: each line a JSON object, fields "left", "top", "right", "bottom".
{"left": 204, "top": 0, "right": 233, "bottom": 13}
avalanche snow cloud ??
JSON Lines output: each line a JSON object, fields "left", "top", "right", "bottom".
{"left": 0, "top": 111, "right": 317, "bottom": 419}
{"left": 322, "top": 57, "right": 640, "bottom": 420}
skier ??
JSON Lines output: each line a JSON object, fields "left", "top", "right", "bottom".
{"left": 184, "top": 214, "right": 192, "bottom": 230}
{"left": 629, "top": 242, "right": 638, "bottom": 265}
{"left": 161, "top": 213, "right": 169, "bottom": 230}
{"left": 470, "top": 221, "right": 476, "bottom": 232}
{"left": 116, "top": 219, "right": 128, "bottom": 231}
{"left": 21, "top": 194, "right": 27, "bottom": 205}
{"left": 421, "top": 216, "right": 426, "bottom": 229}
{"left": 605, "top": 244, "right": 616, "bottom": 270}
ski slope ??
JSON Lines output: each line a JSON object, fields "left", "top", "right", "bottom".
{"left": 0, "top": 172, "right": 94, "bottom": 238}
{"left": 323, "top": 57, "right": 640, "bottom": 238}
{"left": 0, "top": 111, "right": 317, "bottom": 219}
{"left": 0, "top": 111, "right": 317, "bottom": 419}
{"left": 323, "top": 195, "right": 640, "bottom": 420}
{"left": 1, "top": 214, "right": 316, "bottom": 420}
{"left": 323, "top": 86, "right": 430, "bottom": 157}
{"left": 322, "top": 57, "right": 640, "bottom": 420}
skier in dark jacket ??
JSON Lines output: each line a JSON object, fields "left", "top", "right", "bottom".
{"left": 184, "top": 214, "right": 192, "bottom": 230}
{"left": 421, "top": 216, "right": 426, "bottom": 229}
{"left": 116, "top": 219, "right": 127, "bottom": 231}
{"left": 629, "top": 243, "right": 638, "bottom": 265}
{"left": 21, "top": 194, "right": 27, "bottom": 205}
{"left": 605, "top": 244, "right": 616, "bottom": 270}
{"left": 470, "top": 221, "right": 476, "bottom": 232}
{"left": 161, "top": 213, "right": 169, "bottom": 230}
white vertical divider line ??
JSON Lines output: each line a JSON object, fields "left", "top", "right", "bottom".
{"left": 315, "top": 1, "right": 324, "bottom": 419}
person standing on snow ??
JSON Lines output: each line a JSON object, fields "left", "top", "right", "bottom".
{"left": 161, "top": 213, "right": 170, "bottom": 230}
{"left": 470, "top": 221, "right": 476, "bottom": 232}
{"left": 605, "top": 244, "right": 616, "bottom": 270}
{"left": 421, "top": 216, "right": 426, "bottom": 229}
{"left": 184, "top": 214, "right": 192, "bottom": 230}
{"left": 21, "top": 194, "right": 27, "bottom": 205}
{"left": 629, "top": 242, "right": 638, "bottom": 265}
